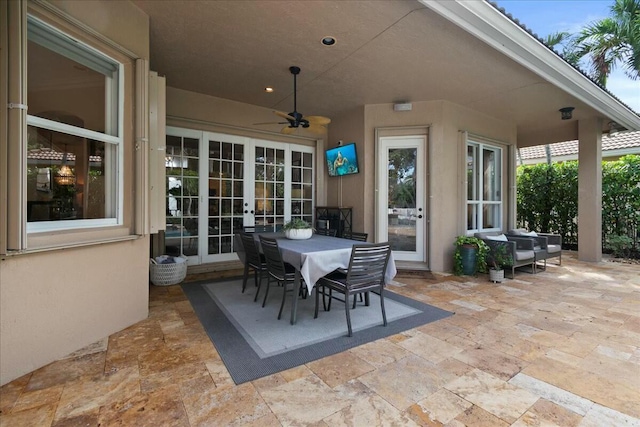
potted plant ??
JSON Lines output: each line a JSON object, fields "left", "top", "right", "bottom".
{"left": 453, "top": 236, "right": 489, "bottom": 276}
{"left": 282, "top": 218, "right": 313, "bottom": 240}
{"left": 486, "top": 243, "right": 512, "bottom": 283}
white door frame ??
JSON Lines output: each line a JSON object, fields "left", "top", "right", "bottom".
{"left": 165, "top": 127, "right": 314, "bottom": 265}
{"left": 376, "top": 135, "right": 427, "bottom": 262}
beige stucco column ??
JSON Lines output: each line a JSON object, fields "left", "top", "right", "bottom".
{"left": 577, "top": 118, "right": 602, "bottom": 262}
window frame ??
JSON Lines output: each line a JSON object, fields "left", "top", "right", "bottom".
{"left": 25, "top": 14, "right": 125, "bottom": 234}
{"left": 466, "top": 139, "right": 503, "bottom": 234}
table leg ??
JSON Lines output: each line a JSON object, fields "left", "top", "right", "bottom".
{"left": 290, "top": 269, "right": 301, "bottom": 325}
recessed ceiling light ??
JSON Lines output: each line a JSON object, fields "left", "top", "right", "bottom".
{"left": 321, "top": 36, "right": 336, "bottom": 46}
{"left": 265, "top": 87, "right": 274, "bottom": 93}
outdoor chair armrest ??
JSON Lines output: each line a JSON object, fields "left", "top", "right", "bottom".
{"left": 505, "top": 236, "right": 535, "bottom": 250}
{"left": 538, "top": 233, "right": 562, "bottom": 245}
{"left": 506, "top": 233, "right": 548, "bottom": 249}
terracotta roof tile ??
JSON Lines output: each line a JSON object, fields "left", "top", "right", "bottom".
{"left": 519, "top": 131, "right": 640, "bottom": 161}
{"left": 27, "top": 148, "right": 101, "bottom": 163}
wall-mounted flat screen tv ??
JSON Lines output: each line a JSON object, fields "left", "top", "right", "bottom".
{"left": 326, "top": 143, "right": 359, "bottom": 177}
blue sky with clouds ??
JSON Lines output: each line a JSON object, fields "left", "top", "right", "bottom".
{"left": 494, "top": 0, "right": 640, "bottom": 112}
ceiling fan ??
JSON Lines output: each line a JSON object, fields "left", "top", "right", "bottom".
{"left": 256, "top": 66, "right": 331, "bottom": 135}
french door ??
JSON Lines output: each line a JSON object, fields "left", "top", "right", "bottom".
{"left": 165, "top": 127, "right": 314, "bottom": 264}
{"left": 377, "top": 136, "right": 426, "bottom": 262}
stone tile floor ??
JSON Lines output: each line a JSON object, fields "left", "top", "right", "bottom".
{"left": 1, "top": 252, "right": 639, "bottom": 426}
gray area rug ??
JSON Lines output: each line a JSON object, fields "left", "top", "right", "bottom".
{"left": 182, "top": 278, "right": 453, "bottom": 384}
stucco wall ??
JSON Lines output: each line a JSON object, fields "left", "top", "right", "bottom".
{"left": 167, "top": 87, "right": 326, "bottom": 145}
{"left": 0, "top": 0, "right": 151, "bottom": 386}
{"left": 46, "top": 0, "right": 150, "bottom": 59}
{"left": 329, "top": 100, "right": 515, "bottom": 273}
{"left": 324, "top": 107, "right": 365, "bottom": 228}
{"left": 0, "top": 238, "right": 150, "bottom": 385}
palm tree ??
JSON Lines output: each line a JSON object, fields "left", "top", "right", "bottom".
{"left": 544, "top": 31, "right": 582, "bottom": 67}
{"left": 573, "top": 0, "right": 640, "bottom": 86}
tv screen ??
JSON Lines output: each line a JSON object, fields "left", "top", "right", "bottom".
{"left": 326, "top": 143, "right": 359, "bottom": 177}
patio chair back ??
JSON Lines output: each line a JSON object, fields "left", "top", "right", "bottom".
{"left": 259, "top": 236, "right": 301, "bottom": 318}
{"left": 239, "top": 233, "right": 268, "bottom": 295}
{"left": 346, "top": 243, "right": 391, "bottom": 288}
{"left": 315, "top": 228, "right": 337, "bottom": 237}
{"left": 316, "top": 242, "right": 391, "bottom": 336}
{"left": 344, "top": 231, "right": 368, "bottom": 242}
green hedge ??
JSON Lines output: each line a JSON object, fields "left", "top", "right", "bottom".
{"left": 516, "top": 154, "right": 640, "bottom": 252}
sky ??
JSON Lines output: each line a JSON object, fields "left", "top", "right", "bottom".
{"left": 494, "top": 0, "right": 640, "bottom": 112}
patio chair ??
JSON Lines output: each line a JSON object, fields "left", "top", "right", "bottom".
{"left": 474, "top": 232, "right": 537, "bottom": 278}
{"left": 259, "top": 236, "right": 306, "bottom": 319}
{"left": 343, "top": 231, "right": 368, "bottom": 242}
{"left": 239, "top": 233, "right": 268, "bottom": 298}
{"left": 315, "top": 242, "right": 391, "bottom": 337}
{"left": 315, "top": 228, "right": 337, "bottom": 237}
{"left": 508, "top": 228, "right": 562, "bottom": 267}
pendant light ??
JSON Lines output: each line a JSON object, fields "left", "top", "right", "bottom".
{"left": 55, "top": 145, "right": 75, "bottom": 186}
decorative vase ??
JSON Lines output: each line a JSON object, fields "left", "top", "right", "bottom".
{"left": 459, "top": 245, "right": 477, "bottom": 275}
{"left": 285, "top": 228, "right": 313, "bottom": 240}
{"left": 489, "top": 268, "right": 505, "bottom": 283}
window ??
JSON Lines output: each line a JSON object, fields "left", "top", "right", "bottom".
{"left": 467, "top": 140, "right": 502, "bottom": 233}
{"left": 26, "top": 15, "right": 123, "bottom": 232}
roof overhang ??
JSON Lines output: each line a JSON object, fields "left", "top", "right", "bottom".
{"left": 421, "top": 0, "right": 640, "bottom": 132}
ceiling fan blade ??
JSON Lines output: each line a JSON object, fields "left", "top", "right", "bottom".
{"left": 274, "top": 110, "right": 296, "bottom": 121}
{"left": 306, "top": 124, "right": 327, "bottom": 134}
{"left": 253, "top": 121, "right": 288, "bottom": 125}
{"left": 304, "top": 116, "right": 331, "bottom": 126}
{"left": 281, "top": 126, "right": 296, "bottom": 135}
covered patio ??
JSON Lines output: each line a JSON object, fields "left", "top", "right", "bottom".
{"left": 2, "top": 254, "right": 638, "bottom": 426}
{"left": 4, "top": 0, "right": 640, "bottom": 400}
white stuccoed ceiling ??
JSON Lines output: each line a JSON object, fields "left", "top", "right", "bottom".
{"left": 132, "top": 0, "right": 639, "bottom": 145}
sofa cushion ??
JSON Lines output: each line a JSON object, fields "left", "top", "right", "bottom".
{"left": 486, "top": 234, "right": 508, "bottom": 242}
{"left": 547, "top": 244, "right": 561, "bottom": 254}
{"left": 515, "top": 250, "right": 534, "bottom": 261}
{"left": 508, "top": 228, "right": 527, "bottom": 235}
{"left": 510, "top": 229, "right": 538, "bottom": 237}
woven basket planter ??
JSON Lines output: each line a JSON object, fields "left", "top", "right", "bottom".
{"left": 149, "top": 255, "right": 188, "bottom": 286}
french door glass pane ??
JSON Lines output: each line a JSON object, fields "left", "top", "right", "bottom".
{"left": 291, "top": 149, "right": 313, "bottom": 224}
{"left": 483, "top": 148, "right": 500, "bottom": 201}
{"left": 466, "top": 140, "right": 502, "bottom": 232}
{"left": 165, "top": 135, "right": 199, "bottom": 256}
{"left": 254, "top": 146, "right": 287, "bottom": 230}
{"left": 207, "top": 138, "right": 243, "bottom": 255}
{"left": 387, "top": 148, "right": 417, "bottom": 251}
{"left": 483, "top": 204, "right": 500, "bottom": 229}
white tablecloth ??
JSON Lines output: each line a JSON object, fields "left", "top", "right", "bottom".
{"left": 237, "top": 233, "right": 397, "bottom": 294}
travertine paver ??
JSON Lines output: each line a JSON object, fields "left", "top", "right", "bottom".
{"left": 1, "top": 252, "right": 639, "bottom": 426}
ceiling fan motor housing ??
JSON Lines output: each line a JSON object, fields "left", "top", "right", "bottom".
{"left": 287, "top": 111, "right": 309, "bottom": 128}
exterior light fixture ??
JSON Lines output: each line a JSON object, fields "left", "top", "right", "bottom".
{"left": 607, "top": 121, "right": 625, "bottom": 138}
{"left": 559, "top": 107, "right": 574, "bottom": 120}
{"left": 264, "top": 87, "right": 274, "bottom": 93}
{"left": 321, "top": 36, "right": 336, "bottom": 46}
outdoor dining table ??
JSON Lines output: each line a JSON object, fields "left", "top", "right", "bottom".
{"left": 237, "top": 232, "right": 397, "bottom": 324}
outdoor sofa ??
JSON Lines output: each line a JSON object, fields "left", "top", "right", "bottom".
{"left": 474, "top": 231, "right": 537, "bottom": 278}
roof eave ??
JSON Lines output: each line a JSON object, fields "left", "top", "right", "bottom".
{"left": 419, "top": 0, "right": 640, "bottom": 131}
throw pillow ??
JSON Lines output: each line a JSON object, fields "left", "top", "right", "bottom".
{"left": 486, "top": 234, "right": 508, "bottom": 241}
